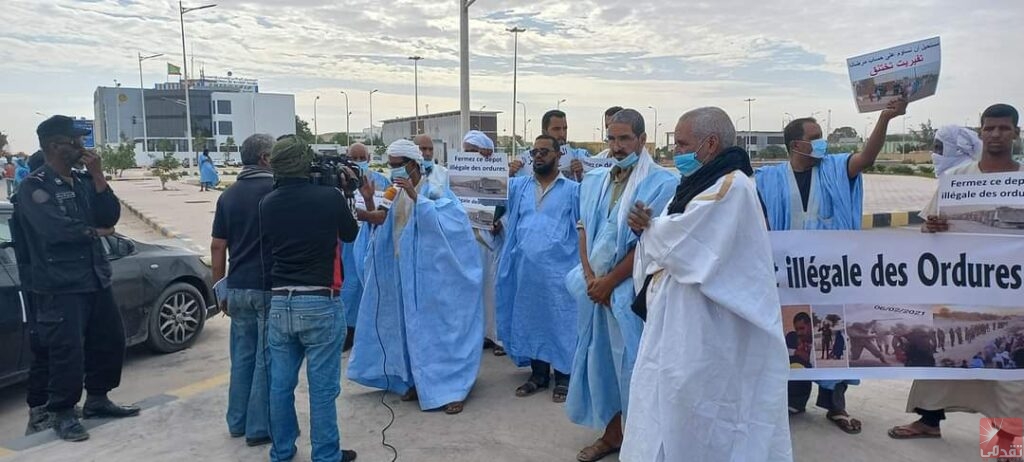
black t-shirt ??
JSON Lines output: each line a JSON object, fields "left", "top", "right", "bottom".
{"left": 259, "top": 179, "right": 359, "bottom": 289}
{"left": 794, "top": 169, "right": 812, "bottom": 212}
{"left": 212, "top": 171, "right": 274, "bottom": 290}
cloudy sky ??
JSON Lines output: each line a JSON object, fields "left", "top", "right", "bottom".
{"left": 2, "top": 0, "right": 1021, "bottom": 153}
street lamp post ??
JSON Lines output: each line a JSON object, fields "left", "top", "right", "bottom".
{"left": 507, "top": 26, "right": 525, "bottom": 153}
{"left": 369, "top": 89, "right": 379, "bottom": 150}
{"left": 313, "top": 95, "right": 320, "bottom": 143}
{"left": 339, "top": 91, "right": 350, "bottom": 143}
{"left": 647, "top": 105, "right": 658, "bottom": 149}
{"left": 138, "top": 52, "right": 163, "bottom": 155}
{"left": 517, "top": 101, "right": 527, "bottom": 144}
{"left": 525, "top": 119, "right": 532, "bottom": 140}
{"left": 408, "top": 56, "right": 423, "bottom": 133}
{"left": 459, "top": 0, "right": 477, "bottom": 135}
{"left": 557, "top": 99, "right": 566, "bottom": 109}
{"left": 744, "top": 98, "right": 756, "bottom": 151}
{"left": 180, "top": 1, "right": 217, "bottom": 164}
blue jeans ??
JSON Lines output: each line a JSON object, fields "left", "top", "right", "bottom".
{"left": 226, "top": 289, "right": 271, "bottom": 440}
{"left": 267, "top": 294, "right": 347, "bottom": 462}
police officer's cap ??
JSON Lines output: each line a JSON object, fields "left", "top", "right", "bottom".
{"left": 36, "top": 115, "right": 91, "bottom": 139}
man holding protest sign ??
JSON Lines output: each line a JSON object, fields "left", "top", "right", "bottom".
{"left": 889, "top": 104, "right": 1024, "bottom": 441}
{"left": 495, "top": 134, "right": 580, "bottom": 403}
{"left": 754, "top": 97, "right": 908, "bottom": 435}
{"left": 511, "top": 110, "right": 589, "bottom": 180}
{"left": 623, "top": 107, "right": 792, "bottom": 462}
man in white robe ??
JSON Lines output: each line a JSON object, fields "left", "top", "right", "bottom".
{"left": 888, "top": 103, "right": 1024, "bottom": 441}
{"left": 415, "top": 133, "right": 449, "bottom": 191}
{"left": 623, "top": 107, "right": 792, "bottom": 462}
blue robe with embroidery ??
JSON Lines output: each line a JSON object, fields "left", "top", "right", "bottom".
{"left": 496, "top": 175, "right": 580, "bottom": 373}
{"left": 341, "top": 170, "right": 391, "bottom": 326}
{"left": 346, "top": 182, "right": 484, "bottom": 410}
{"left": 754, "top": 154, "right": 863, "bottom": 390}
{"left": 565, "top": 165, "right": 677, "bottom": 429}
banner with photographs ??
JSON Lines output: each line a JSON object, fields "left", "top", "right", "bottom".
{"left": 448, "top": 151, "right": 509, "bottom": 229}
{"left": 773, "top": 230, "right": 1024, "bottom": 380}
{"left": 847, "top": 36, "right": 941, "bottom": 113}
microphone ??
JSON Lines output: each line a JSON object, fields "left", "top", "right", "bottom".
{"left": 378, "top": 185, "right": 398, "bottom": 211}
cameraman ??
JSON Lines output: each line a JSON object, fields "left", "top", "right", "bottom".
{"left": 260, "top": 136, "right": 359, "bottom": 462}
{"left": 14, "top": 115, "right": 139, "bottom": 442}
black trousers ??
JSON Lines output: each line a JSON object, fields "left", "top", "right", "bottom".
{"left": 25, "top": 297, "right": 50, "bottom": 408}
{"left": 915, "top": 408, "right": 946, "bottom": 427}
{"left": 530, "top": 360, "right": 570, "bottom": 386}
{"left": 788, "top": 381, "right": 848, "bottom": 413}
{"left": 33, "top": 289, "right": 126, "bottom": 412}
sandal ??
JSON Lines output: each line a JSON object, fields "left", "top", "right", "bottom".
{"left": 516, "top": 379, "right": 549, "bottom": 397}
{"left": 827, "top": 411, "right": 862, "bottom": 434}
{"left": 887, "top": 422, "right": 941, "bottom": 439}
{"left": 400, "top": 387, "right": 418, "bottom": 402}
{"left": 577, "top": 438, "right": 619, "bottom": 462}
{"left": 552, "top": 384, "right": 568, "bottom": 403}
{"left": 444, "top": 401, "right": 465, "bottom": 415}
{"left": 493, "top": 346, "right": 506, "bottom": 356}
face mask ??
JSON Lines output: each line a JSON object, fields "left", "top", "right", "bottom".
{"left": 422, "top": 160, "right": 434, "bottom": 170}
{"left": 673, "top": 153, "right": 702, "bottom": 177}
{"left": 616, "top": 152, "right": 639, "bottom": 169}
{"left": 810, "top": 139, "right": 828, "bottom": 159}
{"left": 355, "top": 161, "right": 369, "bottom": 173}
{"left": 390, "top": 166, "right": 409, "bottom": 181}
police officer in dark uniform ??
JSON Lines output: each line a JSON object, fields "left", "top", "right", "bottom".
{"left": 14, "top": 115, "right": 140, "bottom": 442}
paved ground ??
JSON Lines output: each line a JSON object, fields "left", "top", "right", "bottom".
{"left": 1, "top": 171, "right": 992, "bottom": 462}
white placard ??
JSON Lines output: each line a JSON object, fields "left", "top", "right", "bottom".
{"left": 846, "top": 37, "right": 941, "bottom": 113}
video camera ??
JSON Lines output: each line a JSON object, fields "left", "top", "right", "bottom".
{"left": 309, "top": 152, "right": 364, "bottom": 196}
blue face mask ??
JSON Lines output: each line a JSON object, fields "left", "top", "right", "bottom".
{"left": 355, "top": 161, "right": 369, "bottom": 174}
{"left": 390, "top": 166, "right": 409, "bottom": 181}
{"left": 673, "top": 153, "right": 702, "bottom": 177}
{"left": 616, "top": 152, "right": 638, "bottom": 169}
{"left": 810, "top": 139, "right": 828, "bottom": 159}
{"left": 422, "top": 160, "right": 434, "bottom": 170}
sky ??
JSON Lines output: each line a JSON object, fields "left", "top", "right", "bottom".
{"left": 2, "top": 0, "right": 1022, "bottom": 153}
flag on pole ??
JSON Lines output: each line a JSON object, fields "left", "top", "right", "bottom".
{"left": 167, "top": 63, "right": 181, "bottom": 75}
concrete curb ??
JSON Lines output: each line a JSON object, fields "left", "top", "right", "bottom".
{"left": 862, "top": 210, "right": 925, "bottom": 229}
{"left": 118, "top": 197, "right": 207, "bottom": 256}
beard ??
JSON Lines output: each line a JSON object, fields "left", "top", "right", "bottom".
{"left": 533, "top": 161, "right": 555, "bottom": 175}
{"left": 62, "top": 149, "right": 84, "bottom": 168}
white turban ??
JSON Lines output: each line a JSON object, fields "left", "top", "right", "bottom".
{"left": 386, "top": 139, "right": 424, "bottom": 163}
{"left": 933, "top": 125, "right": 982, "bottom": 175}
{"left": 462, "top": 130, "right": 494, "bottom": 151}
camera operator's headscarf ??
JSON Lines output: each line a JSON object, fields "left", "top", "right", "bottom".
{"left": 270, "top": 136, "right": 313, "bottom": 178}
{"left": 933, "top": 125, "right": 982, "bottom": 176}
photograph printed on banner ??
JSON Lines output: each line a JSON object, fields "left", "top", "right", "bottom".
{"left": 845, "top": 303, "right": 936, "bottom": 368}
{"left": 933, "top": 305, "right": 1024, "bottom": 370}
{"left": 811, "top": 305, "right": 850, "bottom": 369}
{"left": 463, "top": 202, "right": 497, "bottom": 230}
{"left": 782, "top": 305, "right": 815, "bottom": 370}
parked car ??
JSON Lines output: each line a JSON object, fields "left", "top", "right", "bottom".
{"left": 0, "top": 202, "right": 218, "bottom": 388}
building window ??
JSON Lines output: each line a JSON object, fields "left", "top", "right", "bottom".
{"left": 216, "top": 100, "right": 232, "bottom": 115}
{"left": 218, "top": 121, "right": 233, "bottom": 136}
{"left": 767, "top": 136, "right": 785, "bottom": 145}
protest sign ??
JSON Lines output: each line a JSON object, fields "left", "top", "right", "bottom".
{"left": 581, "top": 156, "right": 616, "bottom": 172}
{"left": 847, "top": 37, "right": 941, "bottom": 113}
{"left": 515, "top": 146, "right": 590, "bottom": 179}
{"left": 449, "top": 151, "right": 508, "bottom": 229}
{"left": 773, "top": 230, "right": 1024, "bottom": 380}
{"left": 931, "top": 171, "right": 1024, "bottom": 234}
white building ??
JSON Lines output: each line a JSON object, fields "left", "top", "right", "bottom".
{"left": 94, "top": 76, "right": 295, "bottom": 166}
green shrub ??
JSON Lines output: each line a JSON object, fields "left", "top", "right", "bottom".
{"left": 874, "top": 164, "right": 887, "bottom": 173}
{"left": 889, "top": 165, "right": 915, "bottom": 175}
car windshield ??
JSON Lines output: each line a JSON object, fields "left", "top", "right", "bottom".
{"left": 0, "top": 213, "right": 14, "bottom": 265}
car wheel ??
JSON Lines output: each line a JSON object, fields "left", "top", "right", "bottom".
{"left": 146, "top": 282, "right": 207, "bottom": 353}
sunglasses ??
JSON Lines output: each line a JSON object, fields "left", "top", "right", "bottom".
{"left": 529, "top": 148, "right": 555, "bottom": 157}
